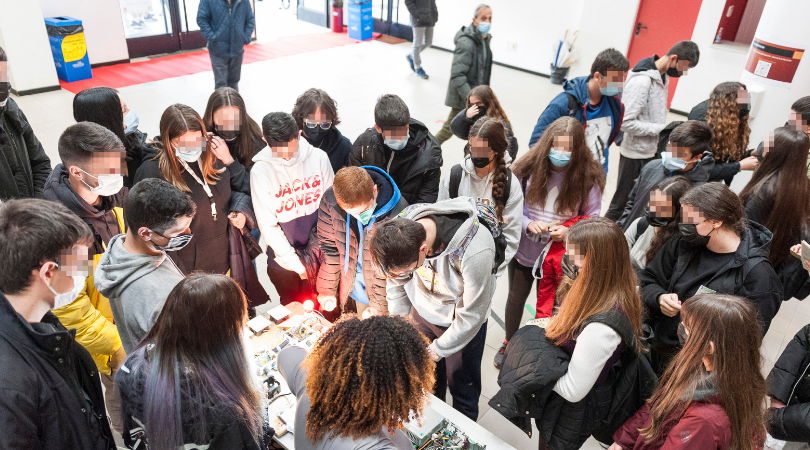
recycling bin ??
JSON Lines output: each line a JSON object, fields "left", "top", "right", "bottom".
{"left": 45, "top": 16, "right": 93, "bottom": 83}
{"left": 347, "top": 0, "right": 372, "bottom": 41}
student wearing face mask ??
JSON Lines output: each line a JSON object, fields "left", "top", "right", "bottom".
{"left": 740, "top": 127, "right": 810, "bottom": 301}
{"left": 0, "top": 45, "right": 52, "bottom": 200}
{"left": 203, "top": 87, "right": 265, "bottom": 173}
{"left": 251, "top": 112, "right": 334, "bottom": 305}
{"left": 0, "top": 198, "right": 116, "bottom": 449}
{"left": 349, "top": 94, "right": 442, "bottom": 204}
{"left": 624, "top": 176, "right": 693, "bottom": 273}
{"left": 611, "top": 294, "right": 767, "bottom": 450}
{"left": 291, "top": 88, "right": 351, "bottom": 173}
{"left": 439, "top": 117, "right": 523, "bottom": 278}
{"left": 528, "top": 48, "right": 629, "bottom": 174}
{"left": 605, "top": 41, "right": 699, "bottom": 221}
{"left": 43, "top": 122, "right": 128, "bottom": 431}
{"left": 135, "top": 104, "right": 252, "bottom": 276}
{"left": 638, "top": 182, "right": 782, "bottom": 374}
{"left": 494, "top": 117, "right": 604, "bottom": 369}
{"left": 316, "top": 166, "right": 407, "bottom": 317}
{"left": 449, "top": 85, "right": 519, "bottom": 159}
{"left": 95, "top": 178, "right": 195, "bottom": 353}
{"left": 617, "top": 121, "right": 715, "bottom": 231}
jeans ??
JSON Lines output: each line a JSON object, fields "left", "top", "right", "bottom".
{"left": 210, "top": 51, "right": 244, "bottom": 91}
{"left": 436, "top": 107, "right": 463, "bottom": 144}
{"left": 605, "top": 154, "right": 653, "bottom": 221}
{"left": 504, "top": 258, "right": 536, "bottom": 341}
{"left": 411, "top": 26, "right": 434, "bottom": 70}
{"left": 411, "top": 308, "right": 487, "bottom": 421}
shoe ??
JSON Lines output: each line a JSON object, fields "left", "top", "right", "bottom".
{"left": 406, "top": 54, "right": 415, "bottom": 72}
{"left": 494, "top": 340, "right": 508, "bottom": 369}
{"left": 416, "top": 68, "right": 429, "bottom": 79}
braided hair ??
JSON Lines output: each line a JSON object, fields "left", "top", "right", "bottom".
{"left": 469, "top": 116, "right": 509, "bottom": 222}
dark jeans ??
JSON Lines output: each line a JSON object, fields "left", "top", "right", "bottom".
{"left": 605, "top": 154, "right": 653, "bottom": 221}
{"left": 210, "top": 52, "right": 244, "bottom": 90}
{"left": 504, "top": 258, "right": 535, "bottom": 341}
{"left": 266, "top": 256, "right": 311, "bottom": 306}
{"left": 411, "top": 308, "right": 487, "bottom": 421}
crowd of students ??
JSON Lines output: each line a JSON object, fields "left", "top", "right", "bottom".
{"left": 2, "top": 12, "right": 810, "bottom": 450}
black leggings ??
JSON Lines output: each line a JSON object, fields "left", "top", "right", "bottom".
{"left": 504, "top": 258, "right": 536, "bottom": 341}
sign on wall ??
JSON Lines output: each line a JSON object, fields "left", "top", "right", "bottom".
{"left": 743, "top": 36, "right": 805, "bottom": 87}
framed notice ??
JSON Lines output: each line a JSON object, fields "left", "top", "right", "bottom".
{"left": 744, "top": 37, "right": 805, "bottom": 87}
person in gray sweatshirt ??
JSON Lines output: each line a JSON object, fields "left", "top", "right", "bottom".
{"left": 370, "top": 197, "right": 496, "bottom": 421}
{"left": 95, "top": 179, "right": 195, "bottom": 353}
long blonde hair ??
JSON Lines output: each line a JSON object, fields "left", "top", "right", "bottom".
{"left": 157, "top": 104, "right": 222, "bottom": 192}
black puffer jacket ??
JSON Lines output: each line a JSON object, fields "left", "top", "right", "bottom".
{"left": 404, "top": 0, "right": 437, "bottom": 27}
{"left": 450, "top": 109, "right": 519, "bottom": 160}
{"left": 491, "top": 311, "right": 644, "bottom": 450}
{"left": 122, "top": 129, "right": 152, "bottom": 188}
{"left": 767, "top": 324, "right": 810, "bottom": 443}
{"left": 349, "top": 118, "right": 442, "bottom": 205}
{"left": 0, "top": 97, "right": 51, "bottom": 199}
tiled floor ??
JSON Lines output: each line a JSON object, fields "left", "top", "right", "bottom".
{"left": 12, "top": 8, "right": 806, "bottom": 450}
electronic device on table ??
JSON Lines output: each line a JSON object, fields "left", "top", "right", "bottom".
{"left": 404, "top": 406, "right": 486, "bottom": 450}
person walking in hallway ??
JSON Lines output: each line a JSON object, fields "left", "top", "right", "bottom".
{"left": 197, "top": 0, "right": 255, "bottom": 91}
{"left": 436, "top": 4, "right": 492, "bottom": 145}
{"left": 404, "top": 0, "right": 438, "bottom": 80}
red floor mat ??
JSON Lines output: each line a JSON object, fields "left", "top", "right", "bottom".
{"left": 59, "top": 31, "right": 380, "bottom": 94}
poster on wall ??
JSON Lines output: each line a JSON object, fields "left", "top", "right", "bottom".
{"left": 743, "top": 36, "right": 805, "bottom": 87}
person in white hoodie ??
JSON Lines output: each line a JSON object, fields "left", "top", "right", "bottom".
{"left": 605, "top": 40, "right": 699, "bottom": 221}
{"left": 370, "top": 197, "right": 497, "bottom": 421}
{"left": 438, "top": 116, "right": 522, "bottom": 276}
{"left": 250, "top": 112, "right": 334, "bottom": 305}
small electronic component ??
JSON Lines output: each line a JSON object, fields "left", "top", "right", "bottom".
{"left": 267, "top": 304, "right": 292, "bottom": 323}
{"left": 404, "top": 414, "right": 486, "bottom": 450}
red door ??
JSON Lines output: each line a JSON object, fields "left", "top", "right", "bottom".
{"left": 626, "top": 0, "right": 703, "bottom": 107}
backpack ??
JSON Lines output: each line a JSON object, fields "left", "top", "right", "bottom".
{"left": 447, "top": 164, "right": 513, "bottom": 208}
{"left": 448, "top": 202, "right": 507, "bottom": 275}
{"left": 564, "top": 92, "right": 581, "bottom": 118}
{"left": 656, "top": 120, "right": 685, "bottom": 159}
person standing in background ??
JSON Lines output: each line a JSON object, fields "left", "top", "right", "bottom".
{"left": 0, "top": 45, "right": 51, "bottom": 200}
{"left": 404, "top": 0, "right": 438, "bottom": 80}
{"left": 435, "top": 4, "right": 492, "bottom": 145}
{"left": 197, "top": 0, "right": 255, "bottom": 91}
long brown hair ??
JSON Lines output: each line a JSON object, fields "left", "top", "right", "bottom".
{"left": 512, "top": 116, "right": 605, "bottom": 214}
{"left": 303, "top": 315, "right": 435, "bottom": 441}
{"left": 157, "top": 104, "right": 222, "bottom": 192}
{"left": 546, "top": 218, "right": 643, "bottom": 351}
{"left": 640, "top": 294, "right": 766, "bottom": 450}
{"left": 706, "top": 82, "right": 750, "bottom": 163}
{"left": 740, "top": 126, "right": 810, "bottom": 267}
{"left": 467, "top": 85, "right": 510, "bottom": 123}
{"left": 645, "top": 176, "right": 693, "bottom": 264}
{"left": 202, "top": 87, "right": 263, "bottom": 167}
{"left": 469, "top": 116, "right": 509, "bottom": 221}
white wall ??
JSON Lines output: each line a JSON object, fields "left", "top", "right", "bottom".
{"left": 39, "top": 0, "right": 130, "bottom": 65}
{"left": 0, "top": 0, "right": 60, "bottom": 92}
{"left": 565, "top": 0, "right": 640, "bottom": 79}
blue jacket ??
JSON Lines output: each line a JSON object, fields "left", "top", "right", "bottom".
{"left": 197, "top": 0, "right": 255, "bottom": 58}
{"left": 528, "top": 75, "right": 624, "bottom": 150}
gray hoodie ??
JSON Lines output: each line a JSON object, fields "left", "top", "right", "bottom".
{"left": 620, "top": 56, "right": 669, "bottom": 159}
{"left": 95, "top": 234, "right": 184, "bottom": 353}
{"left": 387, "top": 197, "right": 496, "bottom": 358}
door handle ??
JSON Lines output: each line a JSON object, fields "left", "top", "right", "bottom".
{"left": 635, "top": 22, "right": 648, "bottom": 36}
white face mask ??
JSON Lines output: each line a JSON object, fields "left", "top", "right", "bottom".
{"left": 47, "top": 274, "right": 86, "bottom": 310}
{"left": 79, "top": 169, "right": 124, "bottom": 197}
{"left": 124, "top": 109, "right": 139, "bottom": 134}
{"left": 176, "top": 145, "right": 204, "bottom": 162}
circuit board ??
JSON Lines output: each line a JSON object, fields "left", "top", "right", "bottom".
{"left": 404, "top": 416, "right": 486, "bottom": 450}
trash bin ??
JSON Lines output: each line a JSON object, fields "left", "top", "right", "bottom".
{"left": 45, "top": 16, "right": 92, "bottom": 83}
{"left": 347, "top": 0, "right": 372, "bottom": 41}
{"left": 549, "top": 64, "right": 569, "bottom": 85}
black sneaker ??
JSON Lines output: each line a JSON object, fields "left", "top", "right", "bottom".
{"left": 406, "top": 54, "right": 415, "bottom": 72}
{"left": 494, "top": 340, "right": 508, "bottom": 369}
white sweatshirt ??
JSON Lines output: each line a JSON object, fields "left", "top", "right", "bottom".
{"left": 250, "top": 140, "right": 334, "bottom": 274}
{"left": 437, "top": 154, "right": 524, "bottom": 276}
{"left": 552, "top": 323, "right": 622, "bottom": 402}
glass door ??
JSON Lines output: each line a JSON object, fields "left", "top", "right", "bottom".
{"left": 372, "top": 0, "right": 412, "bottom": 41}
{"left": 297, "top": 0, "right": 329, "bottom": 28}
{"left": 118, "top": 0, "right": 207, "bottom": 58}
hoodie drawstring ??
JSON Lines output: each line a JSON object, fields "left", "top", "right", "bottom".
{"left": 343, "top": 215, "right": 378, "bottom": 273}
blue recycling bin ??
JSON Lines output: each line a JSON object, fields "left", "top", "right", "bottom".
{"left": 45, "top": 16, "right": 93, "bottom": 83}
{"left": 348, "top": 0, "right": 372, "bottom": 41}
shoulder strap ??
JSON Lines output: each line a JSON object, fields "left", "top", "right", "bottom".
{"left": 448, "top": 164, "right": 463, "bottom": 199}
{"left": 565, "top": 93, "right": 580, "bottom": 117}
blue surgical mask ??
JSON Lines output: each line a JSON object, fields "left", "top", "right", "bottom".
{"left": 661, "top": 152, "right": 688, "bottom": 172}
{"left": 549, "top": 148, "right": 571, "bottom": 167}
{"left": 124, "top": 109, "right": 139, "bottom": 134}
{"left": 385, "top": 138, "right": 407, "bottom": 151}
{"left": 600, "top": 86, "right": 621, "bottom": 97}
{"left": 477, "top": 21, "right": 491, "bottom": 35}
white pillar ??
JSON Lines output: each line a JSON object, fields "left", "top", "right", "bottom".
{"left": 0, "top": 0, "right": 60, "bottom": 94}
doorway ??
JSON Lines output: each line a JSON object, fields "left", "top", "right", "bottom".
{"left": 297, "top": 0, "right": 329, "bottom": 28}
{"left": 372, "top": 0, "right": 412, "bottom": 41}
{"left": 626, "top": 0, "right": 703, "bottom": 107}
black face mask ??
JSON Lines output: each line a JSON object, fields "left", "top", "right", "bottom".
{"left": 475, "top": 105, "right": 487, "bottom": 118}
{"left": 0, "top": 82, "right": 9, "bottom": 103}
{"left": 677, "top": 322, "right": 688, "bottom": 346}
{"left": 471, "top": 157, "right": 491, "bottom": 168}
{"left": 216, "top": 126, "right": 240, "bottom": 142}
{"left": 739, "top": 104, "right": 751, "bottom": 119}
{"left": 666, "top": 67, "right": 682, "bottom": 78}
{"left": 562, "top": 253, "right": 579, "bottom": 280}
{"left": 304, "top": 127, "right": 326, "bottom": 146}
{"left": 678, "top": 222, "right": 713, "bottom": 246}
{"left": 644, "top": 206, "right": 671, "bottom": 228}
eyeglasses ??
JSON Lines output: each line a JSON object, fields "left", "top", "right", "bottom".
{"left": 304, "top": 119, "right": 332, "bottom": 130}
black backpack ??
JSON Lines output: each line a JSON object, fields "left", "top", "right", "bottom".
{"left": 447, "top": 163, "right": 513, "bottom": 209}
